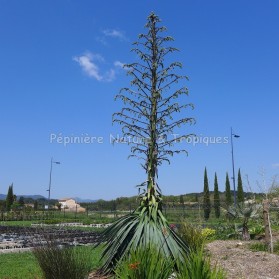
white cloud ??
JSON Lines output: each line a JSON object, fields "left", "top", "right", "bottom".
{"left": 104, "top": 69, "right": 116, "bottom": 82}
{"left": 73, "top": 52, "right": 116, "bottom": 82}
{"left": 272, "top": 163, "right": 279, "bottom": 168}
{"left": 73, "top": 53, "right": 103, "bottom": 81}
{"left": 102, "top": 29, "right": 128, "bottom": 41}
{"left": 114, "top": 61, "right": 124, "bottom": 68}
{"left": 114, "top": 61, "right": 129, "bottom": 70}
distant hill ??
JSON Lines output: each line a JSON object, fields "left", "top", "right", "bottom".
{"left": 0, "top": 194, "right": 46, "bottom": 200}
{"left": 20, "top": 195, "right": 46, "bottom": 200}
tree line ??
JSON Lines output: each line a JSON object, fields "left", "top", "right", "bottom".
{"left": 0, "top": 183, "right": 53, "bottom": 212}
{"left": 203, "top": 167, "right": 245, "bottom": 220}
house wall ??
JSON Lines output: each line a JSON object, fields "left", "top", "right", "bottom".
{"left": 58, "top": 199, "right": 86, "bottom": 212}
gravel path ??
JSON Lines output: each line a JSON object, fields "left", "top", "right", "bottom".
{"left": 206, "top": 240, "right": 279, "bottom": 279}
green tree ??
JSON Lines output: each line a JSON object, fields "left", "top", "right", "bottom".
{"left": 203, "top": 168, "right": 211, "bottom": 220}
{"left": 213, "top": 173, "right": 220, "bottom": 218}
{"left": 56, "top": 202, "right": 62, "bottom": 211}
{"left": 111, "top": 200, "right": 117, "bottom": 212}
{"left": 6, "top": 184, "right": 14, "bottom": 211}
{"left": 11, "top": 202, "right": 20, "bottom": 212}
{"left": 18, "top": 196, "right": 25, "bottom": 207}
{"left": 99, "top": 13, "right": 195, "bottom": 273}
{"left": 179, "top": 195, "right": 184, "bottom": 206}
{"left": 225, "top": 172, "right": 232, "bottom": 207}
{"left": 0, "top": 200, "right": 6, "bottom": 212}
{"left": 237, "top": 168, "right": 244, "bottom": 203}
{"left": 34, "top": 200, "right": 38, "bottom": 211}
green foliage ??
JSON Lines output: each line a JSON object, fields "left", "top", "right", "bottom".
{"left": 249, "top": 242, "right": 268, "bottom": 252}
{"left": 34, "top": 200, "right": 38, "bottom": 211}
{"left": 227, "top": 203, "right": 262, "bottom": 240}
{"left": 42, "top": 218, "right": 62, "bottom": 224}
{"left": 98, "top": 205, "right": 188, "bottom": 274}
{"left": 33, "top": 243, "right": 94, "bottom": 279}
{"left": 201, "top": 228, "right": 216, "bottom": 240}
{"left": 178, "top": 221, "right": 204, "bottom": 252}
{"left": 0, "top": 200, "right": 5, "bottom": 211}
{"left": 176, "top": 248, "right": 226, "bottom": 279}
{"left": 6, "top": 184, "right": 14, "bottom": 211}
{"left": 18, "top": 196, "right": 25, "bottom": 206}
{"left": 0, "top": 252, "right": 42, "bottom": 279}
{"left": 114, "top": 245, "right": 174, "bottom": 279}
{"left": 249, "top": 224, "right": 264, "bottom": 236}
{"left": 115, "top": 245, "right": 226, "bottom": 279}
{"left": 237, "top": 169, "right": 244, "bottom": 203}
{"left": 180, "top": 195, "right": 184, "bottom": 205}
{"left": 225, "top": 173, "right": 232, "bottom": 208}
{"left": 249, "top": 240, "right": 279, "bottom": 255}
{"left": 214, "top": 224, "right": 239, "bottom": 240}
{"left": 214, "top": 173, "right": 220, "bottom": 218}
{"left": 0, "top": 246, "right": 102, "bottom": 279}
{"left": 11, "top": 201, "right": 21, "bottom": 211}
{"left": 273, "top": 240, "right": 279, "bottom": 254}
{"left": 228, "top": 203, "right": 262, "bottom": 221}
{"left": 203, "top": 168, "right": 211, "bottom": 220}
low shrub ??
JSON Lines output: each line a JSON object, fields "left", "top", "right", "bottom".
{"left": 114, "top": 243, "right": 226, "bottom": 279}
{"left": 178, "top": 221, "right": 204, "bottom": 252}
{"left": 249, "top": 242, "right": 268, "bottom": 252}
{"left": 249, "top": 224, "right": 264, "bottom": 237}
{"left": 114, "top": 245, "right": 174, "bottom": 279}
{"left": 272, "top": 240, "right": 279, "bottom": 254}
{"left": 82, "top": 218, "right": 92, "bottom": 225}
{"left": 201, "top": 228, "right": 216, "bottom": 240}
{"left": 176, "top": 247, "right": 226, "bottom": 279}
{"left": 33, "top": 242, "right": 93, "bottom": 279}
{"left": 214, "top": 224, "right": 239, "bottom": 240}
{"left": 249, "top": 240, "right": 279, "bottom": 255}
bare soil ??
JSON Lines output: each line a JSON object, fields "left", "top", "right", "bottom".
{"left": 206, "top": 240, "right": 279, "bottom": 279}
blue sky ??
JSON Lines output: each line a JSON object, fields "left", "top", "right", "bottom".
{"left": 0, "top": 0, "right": 278, "bottom": 200}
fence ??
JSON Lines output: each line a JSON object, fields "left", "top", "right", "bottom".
{"left": 1, "top": 202, "right": 278, "bottom": 226}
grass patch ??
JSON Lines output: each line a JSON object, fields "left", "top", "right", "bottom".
{"left": 0, "top": 246, "right": 102, "bottom": 279}
{"left": 249, "top": 242, "right": 269, "bottom": 252}
{"left": 249, "top": 240, "right": 279, "bottom": 255}
{"left": 0, "top": 252, "right": 42, "bottom": 279}
{"left": 0, "top": 221, "right": 34, "bottom": 227}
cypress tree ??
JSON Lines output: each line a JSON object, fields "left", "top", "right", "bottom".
{"left": 213, "top": 172, "right": 220, "bottom": 218}
{"left": 203, "top": 167, "right": 211, "bottom": 220}
{"left": 225, "top": 172, "right": 232, "bottom": 207}
{"left": 237, "top": 168, "right": 244, "bottom": 203}
{"left": 6, "top": 184, "right": 14, "bottom": 211}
